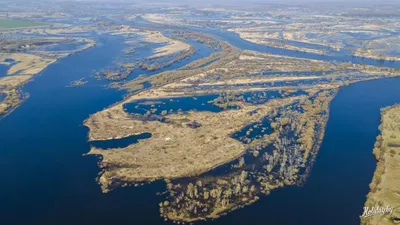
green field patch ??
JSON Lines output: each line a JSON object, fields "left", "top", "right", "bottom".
{"left": 0, "top": 19, "right": 47, "bottom": 29}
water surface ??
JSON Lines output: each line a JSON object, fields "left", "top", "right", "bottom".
{"left": 1, "top": 25, "right": 400, "bottom": 225}
{"left": 200, "top": 77, "right": 400, "bottom": 225}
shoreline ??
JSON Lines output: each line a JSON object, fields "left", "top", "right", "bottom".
{"left": 361, "top": 105, "right": 400, "bottom": 225}
{"left": 0, "top": 38, "right": 96, "bottom": 117}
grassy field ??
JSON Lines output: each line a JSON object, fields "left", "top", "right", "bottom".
{"left": 0, "top": 19, "right": 47, "bottom": 29}
{"left": 362, "top": 105, "right": 400, "bottom": 225}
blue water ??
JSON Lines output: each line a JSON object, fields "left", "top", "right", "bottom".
{"left": 41, "top": 41, "right": 88, "bottom": 52}
{"left": 1, "top": 22, "right": 400, "bottom": 225}
{"left": 0, "top": 31, "right": 218, "bottom": 225}
{"left": 132, "top": 18, "right": 400, "bottom": 67}
{"left": 0, "top": 93, "right": 5, "bottom": 101}
{"left": 123, "top": 94, "right": 223, "bottom": 115}
{"left": 199, "top": 77, "right": 400, "bottom": 225}
{"left": 0, "top": 64, "right": 8, "bottom": 78}
{"left": 0, "top": 34, "right": 168, "bottom": 225}
{"left": 4, "top": 58, "right": 15, "bottom": 63}
{"left": 231, "top": 117, "right": 273, "bottom": 143}
{"left": 122, "top": 39, "right": 216, "bottom": 83}
{"left": 202, "top": 29, "right": 400, "bottom": 67}
{"left": 264, "top": 37, "right": 332, "bottom": 52}
{"left": 241, "top": 90, "right": 307, "bottom": 104}
{"left": 90, "top": 133, "right": 152, "bottom": 149}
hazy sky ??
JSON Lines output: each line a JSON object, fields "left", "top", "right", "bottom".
{"left": 129, "top": 0, "right": 398, "bottom": 8}
{"left": 77, "top": 0, "right": 400, "bottom": 7}
{"left": 39, "top": 0, "right": 400, "bottom": 3}
{"left": 103, "top": 0, "right": 396, "bottom": 3}
{"left": 6, "top": 0, "right": 399, "bottom": 8}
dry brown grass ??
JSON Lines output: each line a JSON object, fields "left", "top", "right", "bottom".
{"left": 362, "top": 105, "right": 400, "bottom": 225}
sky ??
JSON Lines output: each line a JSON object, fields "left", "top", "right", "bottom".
{"left": 93, "top": 0, "right": 398, "bottom": 3}
{"left": 5, "top": 0, "right": 399, "bottom": 8}
{"left": 29, "top": 0, "right": 400, "bottom": 3}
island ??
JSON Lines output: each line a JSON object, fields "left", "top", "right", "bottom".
{"left": 362, "top": 105, "right": 400, "bottom": 225}
{"left": 84, "top": 27, "right": 400, "bottom": 222}
{"left": 0, "top": 26, "right": 96, "bottom": 116}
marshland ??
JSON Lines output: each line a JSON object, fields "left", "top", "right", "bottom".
{"left": 1, "top": 2, "right": 400, "bottom": 225}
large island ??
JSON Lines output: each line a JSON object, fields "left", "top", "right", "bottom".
{"left": 362, "top": 105, "right": 400, "bottom": 225}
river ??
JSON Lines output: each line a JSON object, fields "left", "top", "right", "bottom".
{"left": 0, "top": 23, "right": 399, "bottom": 225}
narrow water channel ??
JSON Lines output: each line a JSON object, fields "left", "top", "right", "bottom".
{"left": 130, "top": 18, "right": 400, "bottom": 68}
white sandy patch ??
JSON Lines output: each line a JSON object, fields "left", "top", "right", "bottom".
{"left": 143, "top": 31, "right": 191, "bottom": 59}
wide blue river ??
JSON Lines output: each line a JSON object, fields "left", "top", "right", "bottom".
{"left": 0, "top": 26, "right": 399, "bottom": 225}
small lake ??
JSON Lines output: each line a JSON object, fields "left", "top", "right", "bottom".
{"left": 0, "top": 63, "right": 10, "bottom": 78}
{"left": 90, "top": 133, "right": 152, "bottom": 149}
{"left": 123, "top": 94, "right": 223, "bottom": 115}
